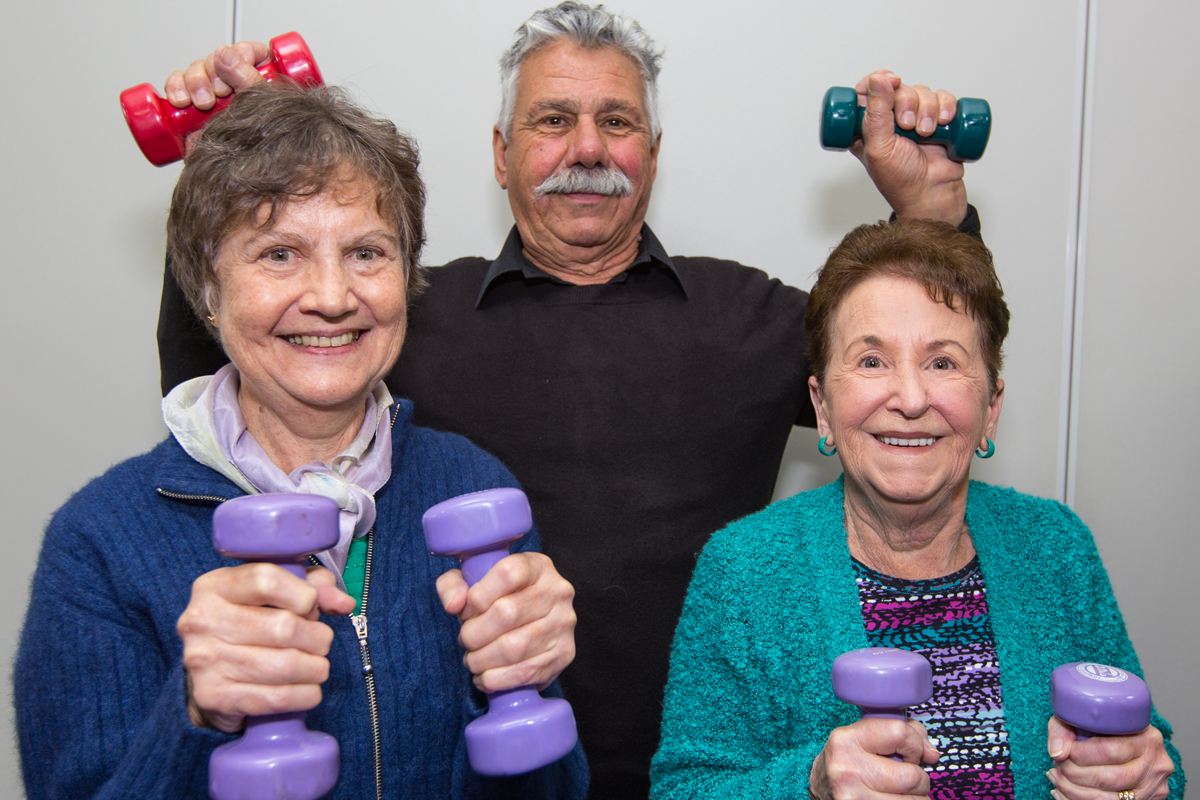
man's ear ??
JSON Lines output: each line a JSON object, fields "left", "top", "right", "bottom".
{"left": 493, "top": 126, "right": 509, "bottom": 190}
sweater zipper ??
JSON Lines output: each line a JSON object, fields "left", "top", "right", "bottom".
{"left": 310, "top": 527, "right": 382, "bottom": 800}
{"left": 168, "top": 401, "right": 396, "bottom": 799}
{"left": 355, "top": 529, "right": 383, "bottom": 800}
{"left": 155, "top": 489, "right": 227, "bottom": 504}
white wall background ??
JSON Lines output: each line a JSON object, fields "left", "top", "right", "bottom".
{"left": 1, "top": 1, "right": 1194, "bottom": 796}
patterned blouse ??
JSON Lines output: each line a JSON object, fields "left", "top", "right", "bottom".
{"left": 853, "top": 556, "right": 1016, "bottom": 800}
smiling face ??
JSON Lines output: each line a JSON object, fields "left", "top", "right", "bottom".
{"left": 809, "top": 275, "right": 1004, "bottom": 511}
{"left": 211, "top": 179, "right": 407, "bottom": 427}
{"left": 493, "top": 39, "right": 659, "bottom": 276}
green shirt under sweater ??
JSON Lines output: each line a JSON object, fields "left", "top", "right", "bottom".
{"left": 343, "top": 535, "right": 368, "bottom": 615}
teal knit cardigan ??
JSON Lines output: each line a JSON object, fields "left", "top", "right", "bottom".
{"left": 650, "top": 478, "right": 1184, "bottom": 798}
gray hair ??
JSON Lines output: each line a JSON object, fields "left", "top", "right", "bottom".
{"left": 497, "top": 1, "right": 664, "bottom": 143}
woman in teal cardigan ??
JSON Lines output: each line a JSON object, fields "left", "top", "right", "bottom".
{"left": 651, "top": 220, "right": 1182, "bottom": 800}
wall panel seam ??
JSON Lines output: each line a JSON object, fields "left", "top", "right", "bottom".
{"left": 1060, "top": 0, "right": 1097, "bottom": 508}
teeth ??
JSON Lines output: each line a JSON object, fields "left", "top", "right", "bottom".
{"left": 879, "top": 436, "right": 936, "bottom": 447}
{"left": 286, "top": 332, "right": 360, "bottom": 348}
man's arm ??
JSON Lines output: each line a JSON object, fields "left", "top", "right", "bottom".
{"left": 158, "top": 260, "right": 228, "bottom": 394}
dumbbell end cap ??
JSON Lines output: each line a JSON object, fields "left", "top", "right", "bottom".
{"left": 270, "top": 32, "right": 325, "bottom": 87}
{"left": 423, "top": 488, "right": 532, "bottom": 556}
{"left": 466, "top": 692, "right": 577, "bottom": 775}
{"left": 820, "top": 86, "right": 859, "bottom": 151}
{"left": 212, "top": 494, "right": 341, "bottom": 561}
{"left": 946, "top": 97, "right": 991, "bottom": 162}
{"left": 832, "top": 647, "right": 933, "bottom": 709}
{"left": 209, "top": 724, "right": 339, "bottom": 800}
{"left": 1050, "top": 663, "right": 1151, "bottom": 736}
{"left": 120, "top": 83, "right": 185, "bottom": 166}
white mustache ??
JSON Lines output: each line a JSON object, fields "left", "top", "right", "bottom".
{"left": 535, "top": 165, "right": 633, "bottom": 197}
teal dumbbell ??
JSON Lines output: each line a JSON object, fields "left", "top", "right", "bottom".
{"left": 820, "top": 86, "right": 991, "bottom": 163}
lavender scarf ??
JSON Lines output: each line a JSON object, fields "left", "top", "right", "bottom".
{"left": 163, "top": 364, "right": 394, "bottom": 586}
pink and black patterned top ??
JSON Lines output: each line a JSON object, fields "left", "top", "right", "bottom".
{"left": 854, "top": 557, "right": 1016, "bottom": 800}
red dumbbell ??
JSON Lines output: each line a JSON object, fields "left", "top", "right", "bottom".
{"left": 119, "top": 32, "right": 323, "bottom": 166}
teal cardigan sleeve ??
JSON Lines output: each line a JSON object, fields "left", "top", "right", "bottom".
{"left": 651, "top": 481, "right": 868, "bottom": 798}
{"left": 966, "top": 483, "right": 1185, "bottom": 799}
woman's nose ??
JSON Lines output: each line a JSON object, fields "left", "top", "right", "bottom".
{"left": 299, "top": 259, "right": 358, "bottom": 318}
{"left": 887, "top": 365, "right": 930, "bottom": 418}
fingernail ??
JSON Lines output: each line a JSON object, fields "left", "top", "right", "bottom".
{"left": 171, "top": 89, "right": 189, "bottom": 104}
{"left": 194, "top": 88, "right": 213, "bottom": 105}
{"left": 919, "top": 118, "right": 935, "bottom": 136}
{"left": 1048, "top": 738, "right": 1064, "bottom": 758}
{"left": 1045, "top": 768, "right": 1058, "bottom": 786}
{"left": 219, "top": 47, "right": 237, "bottom": 67}
{"left": 926, "top": 736, "right": 940, "bottom": 755}
{"left": 901, "top": 110, "right": 916, "bottom": 128}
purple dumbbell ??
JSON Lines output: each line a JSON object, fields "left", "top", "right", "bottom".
{"left": 422, "top": 488, "right": 578, "bottom": 776}
{"left": 832, "top": 647, "right": 933, "bottom": 759}
{"left": 1051, "top": 662, "right": 1151, "bottom": 740}
{"left": 208, "top": 494, "right": 341, "bottom": 800}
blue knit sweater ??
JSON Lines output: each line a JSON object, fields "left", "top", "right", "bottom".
{"left": 650, "top": 478, "right": 1184, "bottom": 798}
{"left": 14, "top": 401, "right": 588, "bottom": 800}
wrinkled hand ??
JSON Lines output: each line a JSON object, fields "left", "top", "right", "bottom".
{"left": 809, "top": 718, "right": 940, "bottom": 799}
{"left": 161, "top": 41, "right": 269, "bottom": 156}
{"left": 164, "top": 41, "right": 270, "bottom": 110}
{"left": 177, "top": 563, "right": 355, "bottom": 733}
{"left": 850, "top": 70, "right": 968, "bottom": 225}
{"left": 1046, "top": 715, "right": 1174, "bottom": 800}
{"left": 436, "top": 552, "right": 576, "bottom": 693}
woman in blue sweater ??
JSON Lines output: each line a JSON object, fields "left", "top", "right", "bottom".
{"left": 14, "top": 83, "right": 586, "bottom": 800}
{"left": 651, "top": 220, "right": 1182, "bottom": 799}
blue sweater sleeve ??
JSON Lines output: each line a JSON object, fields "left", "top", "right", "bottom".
{"left": 14, "top": 493, "right": 230, "bottom": 800}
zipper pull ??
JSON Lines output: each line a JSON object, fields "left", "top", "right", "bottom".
{"left": 351, "top": 613, "right": 373, "bottom": 675}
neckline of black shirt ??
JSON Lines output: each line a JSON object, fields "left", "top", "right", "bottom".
{"left": 474, "top": 224, "right": 688, "bottom": 309}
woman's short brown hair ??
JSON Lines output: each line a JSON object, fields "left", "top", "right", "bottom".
{"left": 805, "top": 219, "right": 1010, "bottom": 392}
{"left": 167, "top": 81, "right": 427, "bottom": 336}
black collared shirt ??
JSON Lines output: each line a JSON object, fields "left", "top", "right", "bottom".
{"left": 475, "top": 224, "right": 688, "bottom": 308}
{"left": 389, "top": 224, "right": 813, "bottom": 798}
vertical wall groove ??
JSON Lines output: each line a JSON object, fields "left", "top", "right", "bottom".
{"left": 225, "top": 0, "right": 242, "bottom": 45}
{"left": 1059, "top": 0, "right": 1097, "bottom": 507}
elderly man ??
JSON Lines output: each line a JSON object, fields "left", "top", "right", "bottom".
{"left": 157, "top": 3, "right": 979, "bottom": 796}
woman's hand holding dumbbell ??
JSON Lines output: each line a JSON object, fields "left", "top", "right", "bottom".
{"left": 809, "top": 648, "right": 941, "bottom": 799}
{"left": 1047, "top": 663, "right": 1174, "bottom": 800}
